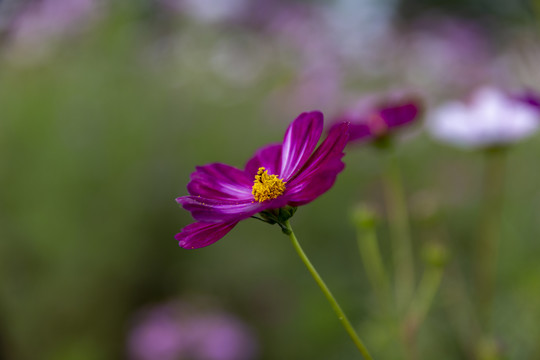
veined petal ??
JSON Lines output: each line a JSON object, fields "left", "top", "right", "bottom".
{"left": 176, "top": 221, "right": 239, "bottom": 249}
{"left": 244, "top": 143, "right": 282, "bottom": 177}
{"left": 285, "top": 122, "right": 349, "bottom": 205}
{"left": 280, "top": 111, "right": 324, "bottom": 180}
{"left": 187, "top": 163, "right": 253, "bottom": 201}
{"left": 177, "top": 196, "right": 263, "bottom": 223}
{"left": 285, "top": 163, "right": 345, "bottom": 206}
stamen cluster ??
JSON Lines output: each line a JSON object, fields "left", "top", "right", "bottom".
{"left": 252, "top": 167, "right": 286, "bottom": 202}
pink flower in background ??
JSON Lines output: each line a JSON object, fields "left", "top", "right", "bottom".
{"left": 515, "top": 89, "right": 540, "bottom": 110}
{"left": 128, "top": 301, "right": 258, "bottom": 360}
{"left": 400, "top": 17, "right": 493, "bottom": 94}
{"left": 9, "top": 0, "right": 97, "bottom": 43}
{"left": 264, "top": 4, "right": 343, "bottom": 113}
{"left": 159, "top": 0, "right": 249, "bottom": 23}
{"left": 176, "top": 111, "right": 349, "bottom": 249}
{"left": 427, "top": 87, "right": 540, "bottom": 148}
{"left": 331, "top": 93, "right": 422, "bottom": 143}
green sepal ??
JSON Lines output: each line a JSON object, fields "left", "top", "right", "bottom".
{"left": 372, "top": 134, "right": 393, "bottom": 150}
{"left": 258, "top": 209, "right": 280, "bottom": 224}
{"left": 278, "top": 206, "right": 297, "bottom": 223}
{"left": 254, "top": 206, "right": 298, "bottom": 233}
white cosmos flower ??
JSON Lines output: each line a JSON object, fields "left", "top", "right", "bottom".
{"left": 427, "top": 87, "right": 540, "bottom": 148}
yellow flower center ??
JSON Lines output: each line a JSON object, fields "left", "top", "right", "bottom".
{"left": 252, "top": 167, "right": 286, "bottom": 202}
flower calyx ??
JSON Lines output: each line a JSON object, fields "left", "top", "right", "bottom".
{"left": 251, "top": 206, "right": 298, "bottom": 234}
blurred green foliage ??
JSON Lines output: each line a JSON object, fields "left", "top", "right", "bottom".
{"left": 1, "top": 2, "right": 540, "bottom": 360}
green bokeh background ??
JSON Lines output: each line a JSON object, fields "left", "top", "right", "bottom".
{"left": 1, "top": 1, "right": 540, "bottom": 359}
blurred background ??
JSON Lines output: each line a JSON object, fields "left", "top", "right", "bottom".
{"left": 1, "top": 0, "right": 540, "bottom": 359}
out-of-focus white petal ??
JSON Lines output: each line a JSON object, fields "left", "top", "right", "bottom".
{"left": 427, "top": 87, "right": 540, "bottom": 148}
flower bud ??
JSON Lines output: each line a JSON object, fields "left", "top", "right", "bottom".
{"left": 421, "top": 241, "right": 449, "bottom": 268}
{"left": 351, "top": 204, "right": 379, "bottom": 229}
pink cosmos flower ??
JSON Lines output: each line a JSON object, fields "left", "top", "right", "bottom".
{"left": 176, "top": 111, "right": 349, "bottom": 249}
{"left": 331, "top": 94, "right": 421, "bottom": 143}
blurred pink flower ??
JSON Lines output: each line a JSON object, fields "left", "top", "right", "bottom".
{"left": 331, "top": 92, "right": 422, "bottom": 143}
{"left": 9, "top": 0, "right": 97, "bottom": 44}
{"left": 264, "top": 4, "right": 343, "bottom": 113}
{"left": 515, "top": 89, "right": 540, "bottom": 110}
{"left": 128, "top": 301, "right": 258, "bottom": 360}
{"left": 159, "top": 0, "right": 249, "bottom": 23}
{"left": 400, "top": 17, "right": 493, "bottom": 94}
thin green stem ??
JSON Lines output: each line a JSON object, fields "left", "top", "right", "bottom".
{"left": 406, "top": 267, "right": 444, "bottom": 336}
{"left": 402, "top": 266, "right": 444, "bottom": 360}
{"left": 442, "top": 265, "right": 482, "bottom": 356}
{"left": 382, "top": 151, "right": 415, "bottom": 312}
{"left": 355, "top": 220, "right": 391, "bottom": 311}
{"left": 284, "top": 220, "right": 374, "bottom": 360}
{"left": 476, "top": 148, "right": 506, "bottom": 332}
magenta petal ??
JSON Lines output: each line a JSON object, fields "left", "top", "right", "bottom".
{"left": 515, "top": 90, "right": 540, "bottom": 111}
{"left": 244, "top": 143, "right": 282, "bottom": 177}
{"left": 176, "top": 221, "right": 239, "bottom": 249}
{"left": 280, "top": 111, "right": 324, "bottom": 180}
{"left": 381, "top": 102, "right": 420, "bottom": 128}
{"left": 348, "top": 122, "right": 372, "bottom": 141}
{"left": 187, "top": 163, "right": 253, "bottom": 201}
{"left": 286, "top": 162, "right": 345, "bottom": 206}
{"left": 177, "top": 196, "right": 263, "bottom": 223}
{"left": 332, "top": 120, "right": 372, "bottom": 142}
{"left": 285, "top": 122, "right": 349, "bottom": 205}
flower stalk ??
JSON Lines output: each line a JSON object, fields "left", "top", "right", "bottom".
{"left": 353, "top": 206, "right": 391, "bottom": 311}
{"left": 382, "top": 150, "right": 415, "bottom": 312}
{"left": 402, "top": 265, "right": 444, "bottom": 359}
{"left": 284, "top": 220, "right": 374, "bottom": 360}
{"left": 476, "top": 147, "right": 507, "bottom": 331}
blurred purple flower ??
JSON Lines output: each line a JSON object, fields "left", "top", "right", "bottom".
{"left": 175, "top": 111, "right": 349, "bottom": 249}
{"left": 9, "top": 0, "right": 97, "bottom": 44}
{"left": 331, "top": 93, "right": 422, "bottom": 143}
{"left": 515, "top": 89, "right": 540, "bottom": 110}
{"left": 159, "top": 0, "right": 249, "bottom": 23}
{"left": 129, "top": 307, "right": 185, "bottom": 360}
{"left": 128, "top": 301, "right": 258, "bottom": 360}
{"left": 400, "top": 17, "right": 492, "bottom": 94}
{"left": 263, "top": 4, "right": 343, "bottom": 113}
{"left": 427, "top": 87, "right": 540, "bottom": 148}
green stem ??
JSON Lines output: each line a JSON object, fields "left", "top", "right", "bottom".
{"left": 476, "top": 148, "right": 506, "bottom": 332}
{"left": 406, "top": 267, "right": 444, "bottom": 336}
{"left": 442, "top": 264, "right": 482, "bottom": 356}
{"left": 284, "top": 220, "right": 374, "bottom": 360}
{"left": 382, "top": 151, "right": 415, "bottom": 312}
{"left": 402, "top": 266, "right": 444, "bottom": 360}
{"left": 355, "top": 219, "right": 391, "bottom": 311}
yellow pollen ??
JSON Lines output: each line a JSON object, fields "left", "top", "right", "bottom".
{"left": 252, "top": 167, "right": 286, "bottom": 203}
